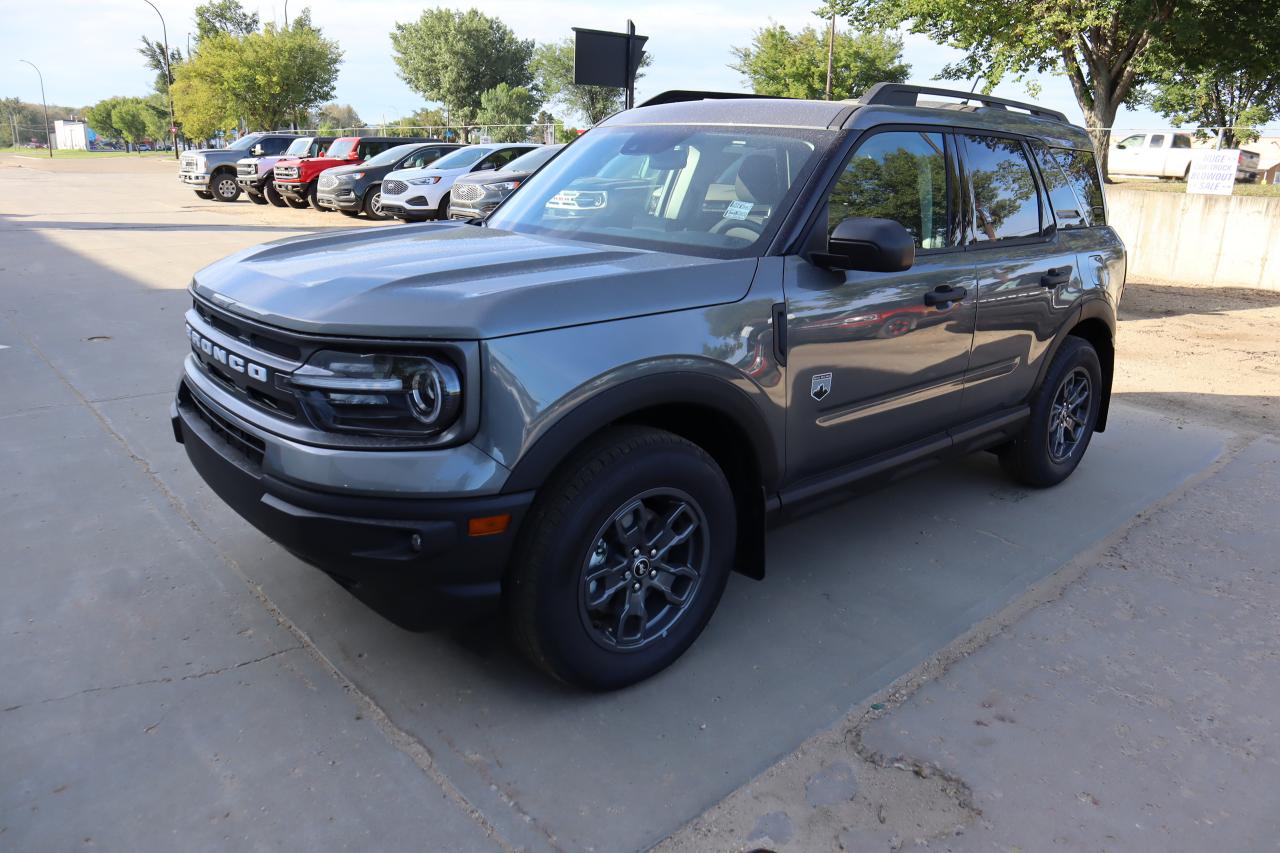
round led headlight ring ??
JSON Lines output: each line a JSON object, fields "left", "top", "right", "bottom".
{"left": 408, "top": 359, "right": 462, "bottom": 427}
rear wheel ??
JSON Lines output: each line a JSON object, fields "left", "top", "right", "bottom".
{"left": 194, "top": 190, "right": 214, "bottom": 200}
{"left": 210, "top": 172, "right": 241, "bottom": 202}
{"left": 507, "top": 426, "right": 736, "bottom": 690}
{"left": 999, "top": 336, "right": 1102, "bottom": 487}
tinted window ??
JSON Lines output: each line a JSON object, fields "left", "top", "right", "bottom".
{"left": 401, "top": 147, "right": 452, "bottom": 169}
{"left": 431, "top": 147, "right": 493, "bottom": 170}
{"left": 1048, "top": 148, "right": 1106, "bottom": 226}
{"left": 1172, "top": 135, "right": 1193, "bottom": 149}
{"left": 364, "top": 144, "right": 422, "bottom": 168}
{"left": 326, "top": 139, "right": 356, "bottom": 158}
{"left": 358, "top": 140, "right": 396, "bottom": 158}
{"left": 501, "top": 145, "right": 562, "bottom": 173}
{"left": 1149, "top": 134, "right": 1166, "bottom": 147}
{"left": 829, "top": 131, "right": 950, "bottom": 249}
{"left": 1031, "top": 144, "right": 1086, "bottom": 229}
{"left": 261, "top": 137, "right": 292, "bottom": 155}
{"left": 477, "top": 147, "right": 531, "bottom": 171}
{"left": 962, "top": 135, "right": 1041, "bottom": 242}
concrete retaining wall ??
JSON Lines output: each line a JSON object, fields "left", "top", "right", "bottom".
{"left": 1106, "top": 187, "right": 1280, "bottom": 290}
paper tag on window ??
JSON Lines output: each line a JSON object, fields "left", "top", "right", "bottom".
{"left": 724, "top": 200, "right": 754, "bottom": 221}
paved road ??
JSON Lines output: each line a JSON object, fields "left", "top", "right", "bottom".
{"left": 0, "top": 158, "right": 1235, "bottom": 851}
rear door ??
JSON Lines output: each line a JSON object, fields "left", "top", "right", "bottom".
{"left": 957, "top": 133, "right": 1083, "bottom": 420}
{"left": 784, "top": 128, "right": 976, "bottom": 484}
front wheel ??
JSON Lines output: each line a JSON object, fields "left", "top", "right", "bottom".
{"left": 210, "top": 172, "right": 241, "bottom": 202}
{"left": 435, "top": 192, "right": 451, "bottom": 220}
{"left": 264, "top": 181, "right": 288, "bottom": 207}
{"left": 194, "top": 190, "right": 214, "bottom": 200}
{"left": 246, "top": 188, "right": 268, "bottom": 205}
{"left": 363, "top": 185, "right": 390, "bottom": 221}
{"left": 999, "top": 336, "right": 1102, "bottom": 487}
{"left": 284, "top": 192, "right": 310, "bottom": 209}
{"left": 507, "top": 426, "right": 736, "bottom": 690}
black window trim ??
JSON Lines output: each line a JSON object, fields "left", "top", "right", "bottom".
{"left": 954, "top": 129, "right": 1057, "bottom": 252}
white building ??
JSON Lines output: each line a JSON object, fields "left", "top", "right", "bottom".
{"left": 54, "top": 119, "right": 89, "bottom": 151}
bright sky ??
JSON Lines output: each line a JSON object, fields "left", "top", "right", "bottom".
{"left": 0, "top": 0, "right": 1217, "bottom": 133}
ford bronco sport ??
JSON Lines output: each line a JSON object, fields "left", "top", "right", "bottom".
{"left": 172, "top": 84, "right": 1124, "bottom": 690}
{"left": 237, "top": 135, "right": 334, "bottom": 207}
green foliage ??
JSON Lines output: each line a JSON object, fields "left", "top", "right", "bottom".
{"left": 172, "top": 14, "right": 342, "bottom": 138}
{"left": 531, "top": 38, "right": 652, "bottom": 126}
{"left": 313, "top": 102, "right": 363, "bottom": 132}
{"left": 390, "top": 8, "right": 534, "bottom": 120}
{"left": 194, "top": 0, "right": 260, "bottom": 42}
{"left": 473, "top": 84, "right": 537, "bottom": 142}
{"left": 85, "top": 95, "right": 168, "bottom": 147}
{"left": 110, "top": 101, "right": 150, "bottom": 148}
{"left": 730, "top": 23, "right": 909, "bottom": 100}
{"left": 137, "top": 37, "right": 184, "bottom": 96}
{"left": 384, "top": 107, "right": 451, "bottom": 138}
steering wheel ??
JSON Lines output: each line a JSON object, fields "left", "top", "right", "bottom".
{"left": 710, "top": 217, "right": 764, "bottom": 242}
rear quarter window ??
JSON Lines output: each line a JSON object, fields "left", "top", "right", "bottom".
{"left": 1047, "top": 147, "right": 1106, "bottom": 227}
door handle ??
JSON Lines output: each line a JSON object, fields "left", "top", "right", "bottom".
{"left": 923, "top": 285, "right": 967, "bottom": 307}
{"left": 1040, "top": 266, "right": 1072, "bottom": 288}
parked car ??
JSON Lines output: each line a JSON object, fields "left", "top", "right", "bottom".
{"left": 379, "top": 143, "right": 541, "bottom": 221}
{"left": 447, "top": 144, "right": 564, "bottom": 220}
{"left": 315, "top": 141, "right": 462, "bottom": 220}
{"left": 1110, "top": 131, "right": 1261, "bottom": 182}
{"left": 179, "top": 133, "right": 299, "bottom": 202}
{"left": 271, "top": 136, "right": 424, "bottom": 210}
{"left": 238, "top": 135, "right": 334, "bottom": 207}
{"left": 172, "top": 84, "right": 1124, "bottom": 689}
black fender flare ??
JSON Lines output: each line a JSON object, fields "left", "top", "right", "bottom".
{"left": 501, "top": 371, "right": 781, "bottom": 496}
{"left": 1034, "top": 295, "right": 1117, "bottom": 431}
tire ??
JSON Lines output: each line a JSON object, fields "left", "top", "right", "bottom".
{"left": 307, "top": 182, "right": 328, "bottom": 211}
{"left": 210, "top": 171, "right": 241, "bottom": 202}
{"left": 246, "top": 188, "right": 268, "bottom": 205}
{"left": 363, "top": 184, "right": 390, "bottom": 221}
{"left": 284, "top": 192, "right": 310, "bottom": 209}
{"left": 999, "top": 336, "right": 1102, "bottom": 487}
{"left": 194, "top": 190, "right": 214, "bottom": 200}
{"left": 507, "top": 426, "right": 737, "bottom": 690}
{"left": 264, "top": 181, "right": 288, "bottom": 207}
{"left": 435, "top": 192, "right": 451, "bottom": 220}
{"left": 339, "top": 209, "right": 361, "bottom": 217}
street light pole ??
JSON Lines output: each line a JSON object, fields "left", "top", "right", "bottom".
{"left": 284, "top": 0, "right": 289, "bottom": 27}
{"left": 142, "top": 0, "right": 180, "bottom": 160}
{"left": 18, "top": 60, "right": 52, "bottom": 158}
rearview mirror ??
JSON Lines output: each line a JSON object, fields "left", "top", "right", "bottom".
{"left": 814, "top": 217, "right": 915, "bottom": 272}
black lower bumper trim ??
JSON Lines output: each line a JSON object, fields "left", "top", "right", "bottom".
{"left": 173, "top": 386, "right": 531, "bottom": 618}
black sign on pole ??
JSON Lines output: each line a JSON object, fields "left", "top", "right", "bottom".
{"left": 572, "top": 22, "right": 648, "bottom": 112}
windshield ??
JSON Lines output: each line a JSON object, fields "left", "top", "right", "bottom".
{"left": 326, "top": 138, "right": 356, "bottom": 159}
{"left": 283, "top": 137, "right": 314, "bottom": 156}
{"left": 365, "top": 144, "right": 421, "bottom": 168}
{"left": 485, "top": 126, "right": 828, "bottom": 258}
{"left": 227, "top": 134, "right": 266, "bottom": 151}
{"left": 429, "top": 146, "right": 493, "bottom": 170}
{"left": 501, "top": 145, "right": 562, "bottom": 173}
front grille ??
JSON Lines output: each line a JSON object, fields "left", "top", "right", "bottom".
{"left": 317, "top": 174, "right": 338, "bottom": 190}
{"left": 383, "top": 179, "right": 407, "bottom": 195}
{"left": 188, "top": 298, "right": 305, "bottom": 420}
{"left": 180, "top": 156, "right": 198, "bottom": 172}
{"left": 274, "top": 165, "right": 299, "bottom": 180}
{"left": 451, "top": 183, "right": 484, "bottom": 202}
{"left": 237, "top": 162, "right": 257, "bottom": 177}
{"left": 186, "top": 385, "right": 265, "bottom": 469}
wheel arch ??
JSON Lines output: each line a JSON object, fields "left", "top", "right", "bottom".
{"left": 1037, "top": 297, "right": 1116, "bottom": 432}
{"left": 502, "top": 372, "right": 780, "bottom": 580}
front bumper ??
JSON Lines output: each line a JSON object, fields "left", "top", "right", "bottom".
{"left": 448, "top": 200, "right": 499, "bottom": 220}
{"left": 315, "top": 187, "right": 360, "bottom": 210}
{"left": 274, "top": 180, "right": 310, "bottom": 200}
{"left": 236, "top": 174, "right": 266, "bottom": 191}
{"left": 172, "top": 379, "right": 531, "bottom": 617}
{"left": 179, "top": 172, "right": 210, "bottom": 187}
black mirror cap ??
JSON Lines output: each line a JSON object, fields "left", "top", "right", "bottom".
{"left": 816, "top": 217, "right": 916, "bottom": 273}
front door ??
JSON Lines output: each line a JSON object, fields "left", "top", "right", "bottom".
{"left": 784, "top": 129, "right": 976, "bottom": 485}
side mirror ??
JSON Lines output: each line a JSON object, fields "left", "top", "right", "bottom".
{"left": 815, "top": 217, "right": 915, "bottom": 272}
{"left": 251, "top": 144, "right": 264, "bottom": 156}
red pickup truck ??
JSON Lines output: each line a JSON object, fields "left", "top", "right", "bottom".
{"left": 272, "top": 135, "right": 424, "bottom": 209}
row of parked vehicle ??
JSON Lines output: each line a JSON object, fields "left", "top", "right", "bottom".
{"left": 178, "top": 132, "right": 563, "bottom": 221}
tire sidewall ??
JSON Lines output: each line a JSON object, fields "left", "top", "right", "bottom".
{"left": 364, "top": 185, "right": 389, "bottom": 220}
{"left": 524, "top": 440, "right": 736, "bottom": 689}
{"left": 210, "top": 172, "right": 240, "bottom": 202}
{"left": 1026, "top": 338, "right": 1102, "bottom": 482}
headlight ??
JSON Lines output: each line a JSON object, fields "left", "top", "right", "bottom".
{"left": 408, "top": 175, "right": 441, "bottom": 185}
{"left": 341, "top": 172, "right": 364, "bottom": 181}
{"left": 483, "top": 180, "right": 521, "bottom": 192}
{"left": 280, "top": 350, "right": 462, "bottom": 437}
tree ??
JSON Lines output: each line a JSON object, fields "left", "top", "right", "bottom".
{"left": 314, "top": 102, "right": 363, "bottom": 132}
{"left": 138, "top": 37, "right": 184, "bottom": 96}
{"left": 85, "top": 96, "right": 131, "bottom": 141}
{"left": 837, "top": 0, "right": 1274, "bottom": 177}
{"left": 473, "top": 84, "right": 538, "bottom": 142}
{"left": 730, "top": 24, "right": 909, "bottom": 101}
{"left": 111, "top": 100, "right": 150, "bottom": 151}
{"left": 531, "top": 38, "right": 653, "bottom": 126}
{"left": 194, "top": 0, "right": 260, "bottom": 42}
{"left": 172, "top": 14, "right": 342, "bottom": 136}
{"left": 390, "top": 9, "right": 534, "bottom": 122}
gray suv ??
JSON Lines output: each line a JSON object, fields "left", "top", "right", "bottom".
{"left": 171, "top": 84, "right": 1125, "bottom": 689}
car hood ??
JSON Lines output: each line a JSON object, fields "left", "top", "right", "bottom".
{"left": 386, "top": 166, "right": 460, "bottom": 181}
{"left": 192, "top": 223, "right": 757, "bottom": 340}
{"left": 454, "top": 168, "right": 532, "bottom": 186}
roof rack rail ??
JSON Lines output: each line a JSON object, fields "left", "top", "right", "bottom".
{"left": 638, "top": 90, "right": 790, "bottom": 108}
{"left": 858, "top": 83, "right": 1069, "bottom": 124}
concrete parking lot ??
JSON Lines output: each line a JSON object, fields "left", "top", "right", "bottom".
{"left": 2, "top": 154, "right": 1277, "bottom": 851}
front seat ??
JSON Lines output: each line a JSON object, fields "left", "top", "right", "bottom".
{"left": 712, "top": 153, "right": 781, "bottom": 241}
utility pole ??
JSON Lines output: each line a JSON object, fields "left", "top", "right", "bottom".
{"left": 18, "top": 60, "right": 52, "bottom": 158}
{"left": 142, "top": 0, "right": 180, "bottom": 160}
{"left": 824, "top": 12, "right": 836, "bottom": 100}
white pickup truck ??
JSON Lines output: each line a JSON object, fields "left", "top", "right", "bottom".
{"left": 1110, "top": 131, "right": 1260, "bottom": 181}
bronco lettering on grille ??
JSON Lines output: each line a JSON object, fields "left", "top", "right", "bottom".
{"left": 187, "top": 325, "right": 270, "bottom": 383}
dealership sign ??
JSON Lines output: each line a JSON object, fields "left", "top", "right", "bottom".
{"left": 1187, "top": 150, "right": 1240, "bottom": 196}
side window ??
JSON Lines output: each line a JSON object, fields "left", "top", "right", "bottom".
{"left": 828, "top": 130, "right": 950, "bottom": 250}
{"left": 1048, "top": 148, "right": 1107, "bottom": 226}
{"left": 1172, "top": 135, "right": 1192, "bottom": 149}
{"left": 263, "top": 137, "right": 291, "bottom": 155}
{"left": 1031, "top": 144, "right": 1086, "bottom": 229}
{"left": 1117, "top": 134, "right": 1145, "bottom": 149}
{"left": 961, "top": 134, "right": 1041, "bottom": 242}
{"left": 1149, "top": 134, "right": 1166, "bottom": 148}
{"left": 477, "top": 148, "right": 524, "bottom": 171}
{"left": 361, "top": 141, "right": 390, "bottom": 158}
